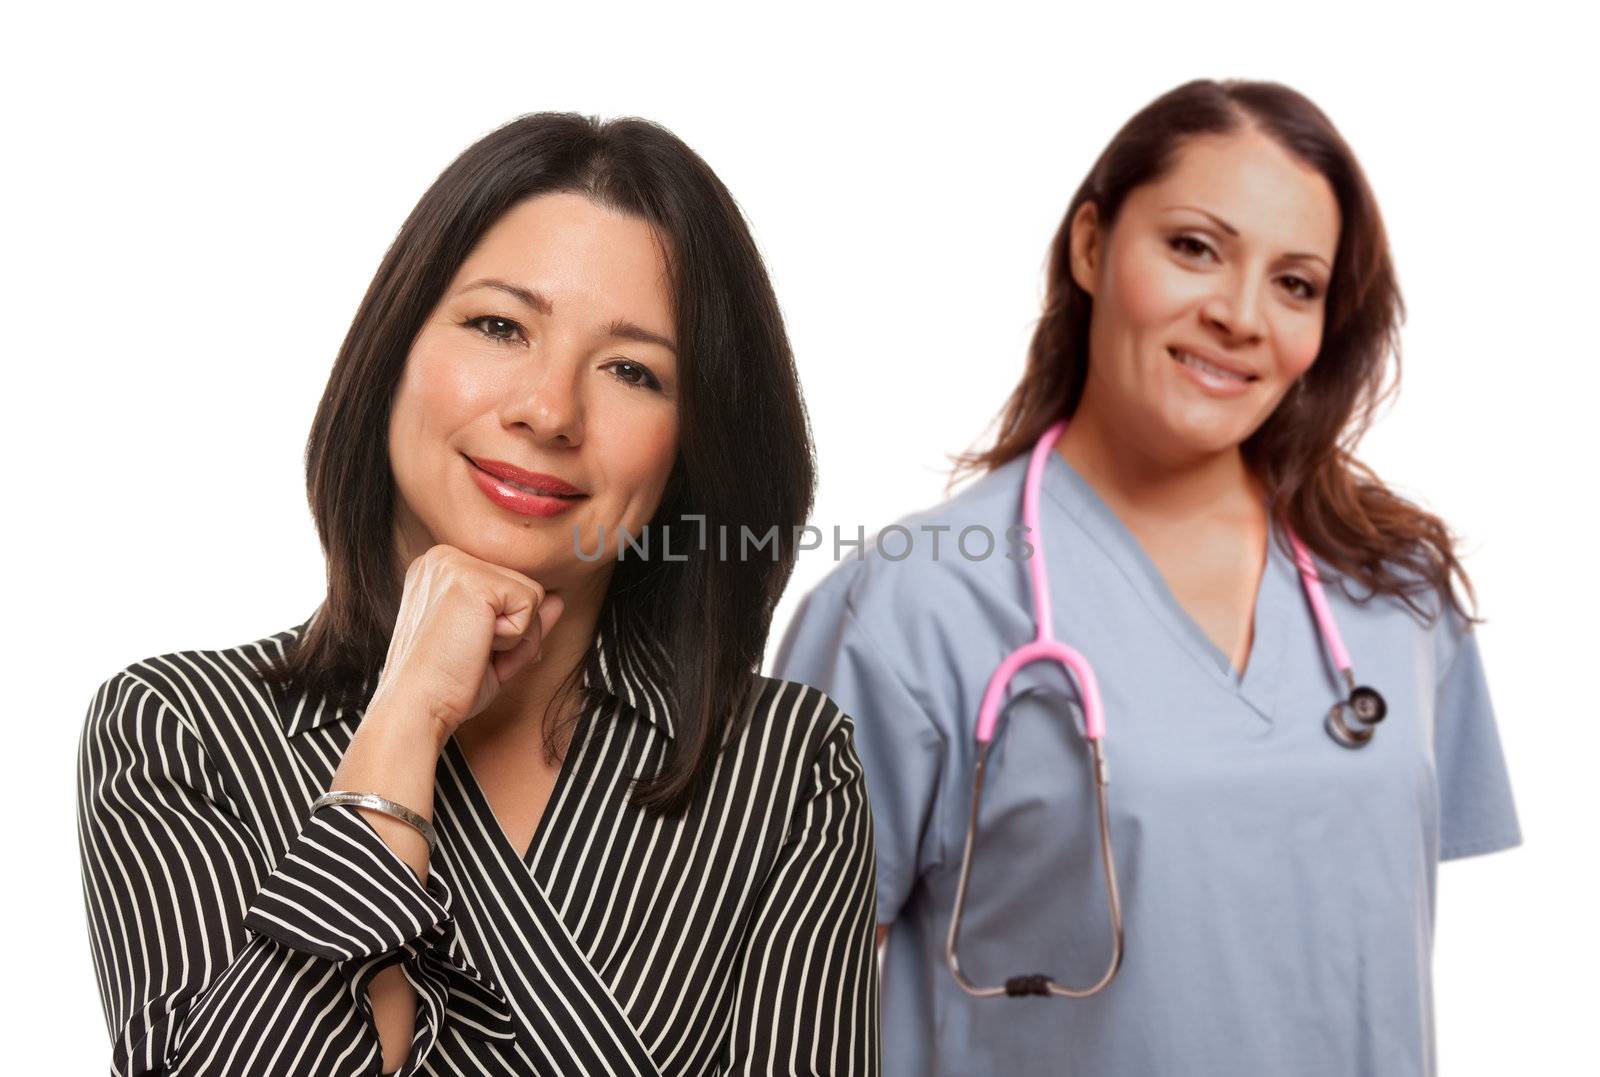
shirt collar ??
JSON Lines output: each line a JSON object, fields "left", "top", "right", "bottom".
{"left": 581, "top": 604, "right": 678, "bottom": 740}
{"left": 274, "top": 605, "right": 677, "bottom": 741}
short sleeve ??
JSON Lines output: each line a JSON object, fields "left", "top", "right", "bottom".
{"left": 772, "top": 568, "right": 948, "bottom": 924}
{"left": 1434, "top": 620, "right": 1523, "bottom": 860}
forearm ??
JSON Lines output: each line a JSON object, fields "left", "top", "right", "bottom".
{"left": 326, "top": 697, "right": 447, "bottom": 1072}
{"left": 328, "top": 697, "right": 445, "bottom": 884}
{"left": 83, "top": 668, "right": 504, "bottom": 1077}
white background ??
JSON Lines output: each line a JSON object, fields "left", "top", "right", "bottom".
{"left": 5, "top": 2, "right": 1593, "bottom": 1071}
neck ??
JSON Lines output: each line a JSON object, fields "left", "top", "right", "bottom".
{"left": 1056, "top": 392, "right": 1261, "bottom": 525}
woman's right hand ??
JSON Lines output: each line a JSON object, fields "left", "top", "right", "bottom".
{"left": 371, "top": 543, "right": 567, "bottom": 749}
{"left": 332, "top": 544, "right": 562, "bottom": 1072}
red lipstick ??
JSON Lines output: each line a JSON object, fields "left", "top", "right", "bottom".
{"left": 464, "top": 455, "right": 587, "bottom": 518}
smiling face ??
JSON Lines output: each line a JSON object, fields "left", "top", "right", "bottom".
{"left": 1069, "top": 126, "right": 1341, "bottom": 464}
{"left": 387, "top": 191, "right": 680, "bottom": 594}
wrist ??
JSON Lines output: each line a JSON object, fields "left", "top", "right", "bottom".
{"left": 363, "top": 687, "right": 453, "bottom": 755}
{"left": 314, "top": 791, "right": 438, "bottom": 855}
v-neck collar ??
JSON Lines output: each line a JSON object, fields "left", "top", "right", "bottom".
{"left": 1039, "top": 446, "right": 1289, "bottom": 723}
{"left": 438, "top": 604, "right": 671, "bottom": 871}
{"left": 442, "top": 705, "right": 596, "bottom": 870}
{"left": 430, "top": 726, "right": 664, "bottom": 1075}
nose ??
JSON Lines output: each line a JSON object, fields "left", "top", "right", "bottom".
{"left": 1200, "top": 268, "right": 1267, "bottom": 344}
{"left": 502, "top": 350, "right": 585, "bottom": 446}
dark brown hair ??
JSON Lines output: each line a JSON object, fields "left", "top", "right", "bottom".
{"left": 951, "top": 78, "right": 1475, "bottom": 625}
{"left": 265, "top": 112, "right": 814, "bottom": 814}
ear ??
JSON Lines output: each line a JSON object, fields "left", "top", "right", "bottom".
{"left": 1068, "top": 201, "right": 1103, "bottom": 297}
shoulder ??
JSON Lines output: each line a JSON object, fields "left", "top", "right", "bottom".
{"left": 1310, "top": 543, "right": 1478, "bottom": 686}
{"left": 84, "top": 619, "right": 308, "bottom": 746}
{"left": 1427, "top": 596, "right": 1481, "bottom": 687}
{"left": 727, "top": 674, "right": 862, "bottom": 782}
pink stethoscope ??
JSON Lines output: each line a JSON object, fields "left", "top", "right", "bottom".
{"left": 945, "top": 418, "right": 1388, "bottom": 1000}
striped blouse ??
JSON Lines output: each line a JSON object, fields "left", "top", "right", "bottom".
{"left": 77, "top": 608, "right": 881, "bottom": 1076}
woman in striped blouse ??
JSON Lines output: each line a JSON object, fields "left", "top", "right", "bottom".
{"left": 78, "top": 113, "right": 880, "bottom": 1077}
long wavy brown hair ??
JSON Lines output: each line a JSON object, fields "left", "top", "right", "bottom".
{"left": 951, "top": 78, "right": 1476, "bottom": 625}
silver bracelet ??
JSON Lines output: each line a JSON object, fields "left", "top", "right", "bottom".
{"left": 312, "top": 791, "right": 438, "bottom": 855}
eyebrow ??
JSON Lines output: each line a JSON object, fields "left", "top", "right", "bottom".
{"left": 457, "top": 277, "right": 678, "bottom": 355}
{"left": 1164, "top": 205, "right": 1331, "bottom": 269}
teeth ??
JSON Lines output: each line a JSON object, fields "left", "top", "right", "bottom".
{"left": 1172, "top": 348, "right": 1250, "bottom": 382}
{"left": 472, "top": 459, "right": 578, "bottom": 497}
{"left": 502, "top": 477, "right": 566, "bottom": 497}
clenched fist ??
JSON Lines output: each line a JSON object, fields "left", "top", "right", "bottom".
{"left": 370, "top": 544, "right": 567, "bottom": 747}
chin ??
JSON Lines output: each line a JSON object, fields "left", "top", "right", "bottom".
{"left": 1157, "top": 410, "right": 1256, "bottom": 460}
{"left": 445, "top": 527, "right": 559, "bottom": 570}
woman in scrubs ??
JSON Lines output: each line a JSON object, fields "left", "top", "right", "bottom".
{"left": 773, "top": 78, "right": 1520, "bottom": 1077}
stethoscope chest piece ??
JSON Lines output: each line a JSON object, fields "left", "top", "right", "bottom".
{"left": 1324, "top": 673, "right": 1388, "bottom": 749}
{"left": 1349, "top": 685, "right": 1387, "bottom": 723}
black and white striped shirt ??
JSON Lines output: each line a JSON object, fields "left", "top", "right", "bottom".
{"left": 77, "top": 609, "right": 881, "bottom": 1076}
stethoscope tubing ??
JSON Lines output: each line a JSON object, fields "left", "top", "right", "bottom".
{"left": 945, "top": 417, "right": 1388, "bottom": 1001}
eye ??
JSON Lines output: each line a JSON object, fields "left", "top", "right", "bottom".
{"left": 1169, "top": 233, "right": 1217, "bottom": 261}
{"left": 605, "top": 358, "right": 663, "bottom": 392}
{"left": 1171, "top": 234, "right": 1322, "bottom": 301}
{"left": 1281, "top": 275, "right": 1321, "bottom": 301}
{"left": 462, "top": 315, "right": 526, "bottom": 346}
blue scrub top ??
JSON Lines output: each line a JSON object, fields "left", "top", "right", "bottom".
{"left": 772, "top": 447, "right": 1522, "bottom": 1077}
